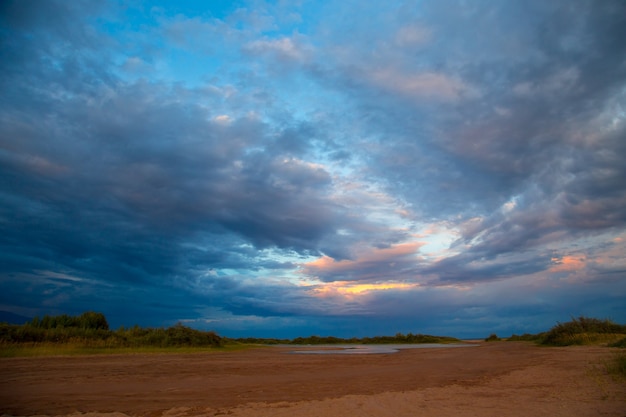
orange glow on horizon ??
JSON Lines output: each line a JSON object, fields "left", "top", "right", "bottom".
{"left": 311, "top": 281, "right": 419, "bottom": 297}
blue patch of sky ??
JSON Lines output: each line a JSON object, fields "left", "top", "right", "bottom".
{"left": 146, "top": 0, "right": 244, "bottom": 20}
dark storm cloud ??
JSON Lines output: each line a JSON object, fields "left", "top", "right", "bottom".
{"left": 0, "top": 1, "right": 351, "bottom": 301}
{"left": 323, "top": 0, "right": 626, "bottom": 258}
{"left": 308, "top": 0, "right": 626, "bottom": 225}
{"left": 0, "top": 83, "right": 339, "bottom": 279}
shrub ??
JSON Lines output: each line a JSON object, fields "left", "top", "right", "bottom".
{"left": 508, "top": 333, "right": 545, "bottom": 342}
{"left": 485, "top": 333, "right": 501, "bottom": 342}
{"left": 29, "top": 311, "right": 109, "bottom": 330}
{"left": 605, "top": 351, "right": 626, "bottom": 379}
{"left": 165, "top": 323, "right": 223, "bottom": 347}
{"left": 2, "top": 312, "right": 223, "bottom": 350}
{"left": 541, "top": 316, "right": 626, "bottom": 346}
{"left": 609, "top": 337, "right": 626, "bottom": 348}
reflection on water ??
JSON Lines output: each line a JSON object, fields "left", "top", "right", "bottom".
{"left": 287, "top": 343, "right": 478, "bottom": 355}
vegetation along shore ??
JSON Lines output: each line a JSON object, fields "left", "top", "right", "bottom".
{"left": 1, "top": 312, "right": 625, "bottom": 378}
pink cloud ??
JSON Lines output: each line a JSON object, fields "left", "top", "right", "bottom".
{"left": 368, "top": 69, "right": 472, "bottom": 101}
{"left": 302, "top": 242, "right": 424, "bottom": 282}
{"left": 549, "top": 255, "right": 586, "bottom": 273}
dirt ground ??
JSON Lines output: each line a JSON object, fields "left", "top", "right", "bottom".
{"left": 1, "top": 342, "right": 624, "bottom": 417}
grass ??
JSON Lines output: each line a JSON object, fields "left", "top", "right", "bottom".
{"left": 603, "top": 351, "right": 626, "bottom": 380}
{"left": 0, "top": 341, "right": 256, "bottom": 358}
{"left": 507, "top": 332, "right": 545, "bottom": 342}
{"left": 0, "top": 313, "right": 239, "bottom": 358}
{"left": 1, "top": 316, "right": 224, "bottom": 354}
{"left": 549, "top": 332, "right": 626, "bottom": 346}
{"left": 609, "top": 336, "right": 626, "bottom": 348}
{"left": 605, "top": 337, "right": 626, "bottom": 380}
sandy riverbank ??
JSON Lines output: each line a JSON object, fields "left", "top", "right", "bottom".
{"left": 1, "top": 342, "right": 624, "bottom": 417}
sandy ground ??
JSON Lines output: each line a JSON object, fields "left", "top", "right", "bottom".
{"left": 1, "top": 342, "right": 624, "bottom": 417}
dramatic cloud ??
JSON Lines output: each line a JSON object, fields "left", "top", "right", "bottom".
{"left": 0, "top": 0, "right": 624, "bottom": 337}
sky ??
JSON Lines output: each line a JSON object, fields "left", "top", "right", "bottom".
{"left": 0, "top": 0, "right": 625, "bottom": 339}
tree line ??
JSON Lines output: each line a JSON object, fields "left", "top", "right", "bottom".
{"left": 0, "top": 312, "right": 223, "bottom": 348}
{"left": 1, "top": 312, "right": 465, "bottom": 348}
{"left": 231, "top": 332, "right": 460, "bottom": 345}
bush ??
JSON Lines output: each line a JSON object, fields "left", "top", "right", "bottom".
{"left": 113, "top": 324, "right": 223, "bottom": 348}
{"left": 1, "top": 312, "right": 223, "bottom": 349}
{"left": 541, "top": 316, "right": 626, "bottom": 346}
{"left": 508, "top": 333, "right": 545, "bottom": 342}
{"left": 605, "top": 351, "right": 626, "bottom": 379}
{"left": 485, "top": 333, "right": 501, "bottom": 342}
{"left": 166, "top": 323, "right": 223, "bottom": 347}
{"left": 29, "top": 311, "right": 109, "bottom": 330}
{"left": 609, "top": 337, "right": 626, "bottom": 348}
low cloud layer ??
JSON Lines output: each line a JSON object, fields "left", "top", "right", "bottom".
{"left": 1, "top": 0, "right": 624, "bottom": 337}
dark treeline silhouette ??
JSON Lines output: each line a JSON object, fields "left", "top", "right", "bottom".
{"left": 15, "top": 313, "right": 626, "bottom": 349}
{"left": 231, "top": 332, "right": 460, "bottom": 345}
{"left": 30, "top": 311, "right": 109, "bottom": 330}
{"left": 1, "top": 312, "right": 463, "bottom": 348}
{"left": 1, "top": 312, "right": 223, "bottom": 348}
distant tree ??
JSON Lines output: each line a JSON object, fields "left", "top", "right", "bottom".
{"left": 30, "top": 311, "right": 109, "bottom": 330}
{"left": 78, "top": 311, "right": 109, "bottom": 330}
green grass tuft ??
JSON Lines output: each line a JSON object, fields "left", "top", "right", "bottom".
{"left": 608, "top": 336, "right": 626, "bottom": 348}
{"left": 604, "top": 351, "right": 626, "bottom": 380}
{"left": 507, "top": 332, "right": 545, "bottom": 342}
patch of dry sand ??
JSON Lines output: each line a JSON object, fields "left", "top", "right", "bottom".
{"left": 1, "top": 343, "right": 624, "bottom": 417}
